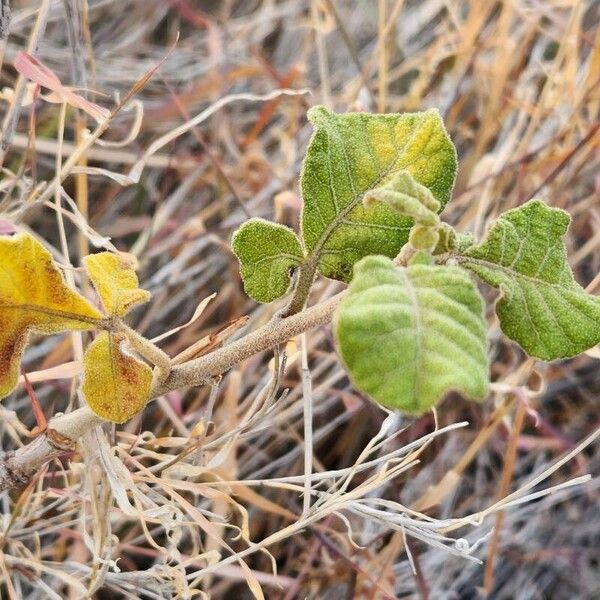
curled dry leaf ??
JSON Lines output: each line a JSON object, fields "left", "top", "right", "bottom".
{"left": 151, "top": 292, "right": 216, "bottom": 344}
{"left": 14, "top": 51, "right": 110, "bottom": 124}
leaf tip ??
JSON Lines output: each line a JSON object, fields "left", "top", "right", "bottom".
{"left": 307, "top": 104, "right": 333, "bottom": 126}
{"left": 84, "top": 251, "right": 151, "bottom": 317}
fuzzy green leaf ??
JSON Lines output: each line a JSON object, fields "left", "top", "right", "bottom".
{"left": 432, "top": 223, "right": 457, "bottom": 254}
{"left": 334, "top": 256, "right": 489, "bottom": 414}
{"left": 461, "top": 199, "right": 600, "bottom": 360}
{"left": 232, "top": 218, "right": 303, "bottom": 303}
{"left": 301, "top": 106, "right": 457, "bottom": 281}
{"left": 364, "top": 170, "right": 440, "bottom": 226}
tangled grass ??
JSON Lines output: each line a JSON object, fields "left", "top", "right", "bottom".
{"left": 1, "top": 1, "right": 599, "bottom": 598}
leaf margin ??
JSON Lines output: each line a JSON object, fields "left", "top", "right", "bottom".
{"left": 231, "top": 217, "right": 304, "bottom": 303}
{"left": 333, "top": 254, "right": 489, "bottom": 414}
{"left": 459, "top": 199, "right": 600, "bottom": 360}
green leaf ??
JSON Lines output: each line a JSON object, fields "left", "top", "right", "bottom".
{"left": 460, "top": 199, "right": 600, "bottom": 360}
{"left": 231, "top": 218, "right": 303, "bottom": 303}
{"left": 301, "top": 106, "right": 457, "bottom": 281}
{"left": 363, "top": 170, "right": 440, "bottom": 226}
{"left": 432, "top": 223, "right": 458, "bottom": 254}
{"left": 455, "top": 231, "right": 475, "bottom": 253}
{"left": 409, "top": 225, "right": 440, "bottom": 252}
{"left": 334, "top": 256, "right": 489, "bottom": 414}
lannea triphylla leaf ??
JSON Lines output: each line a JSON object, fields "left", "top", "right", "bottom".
{"left": 82, "top": 331, "right": 153, "bottom": 423}
{"left": 301, "top": 107, "right": 457, "bottom": 281}
{"left": 82, "top": 252, "right": 155, "bottom": 421}
{"left": 232, "top": 218, "right": 303, "bottom": 303}
{"left": 460, "top": 199, "right": 600, "bottom": 360}
{"left": 0, "top": 232, "right": 103, "bottom": 398}
{"left": 334, "top": 255, "right": 489, "bottom": 414}
{"left": 84, "top": 251, "right": 151, "bottom": 317}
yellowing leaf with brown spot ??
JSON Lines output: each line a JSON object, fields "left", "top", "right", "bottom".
{"left": 0, "top": 232, "right": 103, "bottom": 399}
{"left": 84, "top": 252, "right": 151, "bottom": 317}
{"left": 82, "top": 331, "right": 153, "bottom": 423}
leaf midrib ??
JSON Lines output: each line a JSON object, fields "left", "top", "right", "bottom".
{"left": 459, "top": 256, "right": 576, "bottom": 290}
{"left": 0, "top": 300, "right": 101, "bottom": 326}
{"left": 306, "top": 114, "right": 424, "bottom": 263}
{"left": 398, "top": 269, "right": 422, "bottom": 409}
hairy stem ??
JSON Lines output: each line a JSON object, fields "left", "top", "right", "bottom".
{"left": 0, "top": 291, "right": 343, "bottom": 493}
{"left": 118, "top": 321, "right": 171, "bottom": 380}
{"left": 285, "top": 260, "right": 318, "bottom": 317}
{"left": 155, "top": 291, "right": 341, "bottom": 393}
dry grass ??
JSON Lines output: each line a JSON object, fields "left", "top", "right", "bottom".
{"left": 1, "top": 1, "right": 599, "bottom": 598}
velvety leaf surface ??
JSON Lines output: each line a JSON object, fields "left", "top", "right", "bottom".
{"left": 0, "top": 232, "right": 103, "bottom": 398}
{"left": 461, "top": 199, "right": 600, "bottom": 360}
{"left": 363, "top": 170, "right": 440, "bottom": 226}
{"left": 82, "top": 331, "right": 153, "bottom": 423}
{"left": 84, "top": 252, "right": 151, "bottom": 317}
{"left": 231, "top": 218, "right": 304, "bottom": 302}
{"left": 334, "top": 255, "right": 489, "bottom": 414}
{"left": 301, "top": 106, "right": 457, "bottom": 281}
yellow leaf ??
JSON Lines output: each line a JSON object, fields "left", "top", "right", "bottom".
{"left": 83, "top": 252, "right": 151, "bottom": 317}
{"left": 0, "top": 232, "right": 103, "bottom": 398}
{"left": 82, "top": 331, "right": 153, "bottom": 423}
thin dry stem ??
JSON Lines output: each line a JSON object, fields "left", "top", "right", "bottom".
{"left": 0, "top": 292, "right": 343, "bottom": 493}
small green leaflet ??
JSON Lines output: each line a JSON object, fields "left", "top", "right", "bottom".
{"left": 301, "top": 107, "right": 457, "bottom": 282}
{"left": 334, "top": 255, "right": 489, "bottom": 414}
{"left": 365, "top": 171, "right": 443, "bottom": 252}
{"left": 231, "top": 218, "right": 303, "bottom": 303}
{"left": 363, "top": 170, "right": 441, "bottom": 227}
{"left": 460, "top": 199, "right": 600, "bottom": 360}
